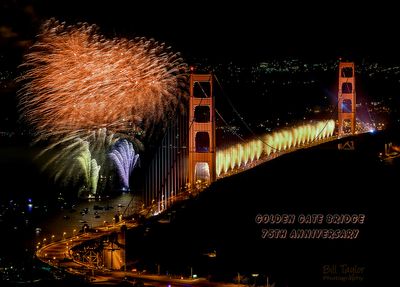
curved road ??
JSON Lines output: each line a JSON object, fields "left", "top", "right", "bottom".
{"left": 36, "top": 135, "right": 345, "bottom": 286}
{"left": 36, "top": 218, "right": 244, "bottom": 286}
{"left": 36, "top": 221, "right": 136, "bottom": 279}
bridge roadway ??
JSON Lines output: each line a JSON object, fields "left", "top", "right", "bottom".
{"left": 36, "top": 134, "right": 350, "bottom": 286}
{"left": 217, "top": 135, "right": 339, "bottom": 179}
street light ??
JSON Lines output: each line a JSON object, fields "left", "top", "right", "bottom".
{"left": 63, "top": 231, "right": 66, "bottom": 239}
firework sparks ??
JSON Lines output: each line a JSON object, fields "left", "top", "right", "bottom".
{"left": 109, "top": 139, "right": 140, "bottom": 191}
{"left": 216, "top": 120, "right": 336, "bottom": 177}
{"left": 75, "top": 144, "right": 101, "bottom": 197}
{"left": 18, "top": 19, "right": 187, "bottom": 140}
{"left": 40, "top": 128, "right": 126, "bottom": 197}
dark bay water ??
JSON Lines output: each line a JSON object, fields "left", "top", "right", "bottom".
{"left": 0, "top": 131, "right": 396, "bottom": 286}
{"left": 0, "top": 138, "right": 139, "bottom": 284}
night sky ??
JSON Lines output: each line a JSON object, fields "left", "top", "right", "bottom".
{"left": 1, "top": 0, "right": 399, "bottom": 135}
{"left": 0, "top": 3, "right": 394, "bottom": 283}
{"left": 1, "top": 0, "right": 399, "bottom": 64}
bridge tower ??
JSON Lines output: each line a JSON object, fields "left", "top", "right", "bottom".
{"left": 188, "top": 73, "right": 216, "bottom": 187}
{"left": 338, "top": 61, "right": 356, "bottom": 137}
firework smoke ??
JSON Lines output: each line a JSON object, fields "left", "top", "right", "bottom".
{"left": 109, "top": 139, "right": 139, "bottom": 191}
{"left": 18, "top": 19, "right": 187, "bottom": 140}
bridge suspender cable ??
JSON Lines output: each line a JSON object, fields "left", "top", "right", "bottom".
{"left": 192, "top": 72, "right": 246, "bottom": 144}
{"left": 213, "top": 61, "right": 350, "bottom": 148}
{"left": 193, "top": 73, "right": 247, "bottom": 146}
{"left": 215, "top": 109, "right": 246, "bottom": 143}
{"left": 213, "top": 73, "right": 281, "bottom": 151}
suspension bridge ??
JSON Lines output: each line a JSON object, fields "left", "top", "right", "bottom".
{"left": 138, "top": 61, "right": 357, "bottom": 215}
{"left": 37, "top": 61, "right": 362, "bottom": 279}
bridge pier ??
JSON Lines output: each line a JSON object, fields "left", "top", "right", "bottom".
{"left": 102, "top": 225, "right": 126, "bottom": 270}
{"left": 71, "top": 225, "right": 127, "bottom": 271}
{"left": 338, "top": 140, "right": 355, "bottom": 150}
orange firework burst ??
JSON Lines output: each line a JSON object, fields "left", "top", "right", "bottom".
{"left": 18, "top": 19, "right": 187, "bottom": 140}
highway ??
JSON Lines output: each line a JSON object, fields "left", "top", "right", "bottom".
{"left": 35, "top": 135, "right": 351, "bottom": 286}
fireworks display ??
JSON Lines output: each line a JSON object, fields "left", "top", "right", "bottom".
{"left": 17, "top": 19, "right": 186, "bottom": 197}
{"left": 18, "top": 19, "right": 187, "bottom": 139}
{"left": 109, "top": 139, "right": 140, "bottom": 191}
{"left": 38, "top": 129, "right": 117, "bottom": 196}
{"left": 16, "top": 19, "right": 337, "bottom": 199}
{"left": 216, "top": 120, "right": 336, "bottom": 177}
{"left": 75, "top": 144, "right": 101, "bottom": 197}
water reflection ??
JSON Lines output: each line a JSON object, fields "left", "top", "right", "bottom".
{"left": 36, "top": 193, "right": 140, "bottom": 242}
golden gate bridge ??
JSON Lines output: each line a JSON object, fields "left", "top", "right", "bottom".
{"left": 136, "top": 61, "right": 356, "bottom": 216}
{"left": 37, "top": 61, "right": 360, "bottom": 276}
